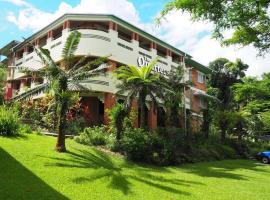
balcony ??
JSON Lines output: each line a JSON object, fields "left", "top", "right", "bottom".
{"left": 9, "top": 28, "right": 184, "bottom": 83}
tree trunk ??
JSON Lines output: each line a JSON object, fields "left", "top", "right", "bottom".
{"left": 139, "top": 92, "right": 146, "bottom": 129}
{"left": 55, "top": 99, "right": 68, "bottom": 152}
{"left": 220, "top": 128, "right": 226, "bottom": 143}
{"left": 165, "top": 108, "right": 172, "bottom": 127}
{"left": 202, "top": 108, "right": 210, "bottom": 139}
{"left": 140, "top": 105, "right": 146, "bottom": 129}
{"left": 55, "top": 76, "right": 68, "bottom": 152}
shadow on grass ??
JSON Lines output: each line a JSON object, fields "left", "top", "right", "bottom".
{"left": 0, "top": 148, "right": 68, "bottom": 200}
{"left": 0, "top": 134, "right": 28, "bottom": 140}
{"left": 43, "top": 148, "right": 197, "bottom": 196}
{"left": 179, "top": 159, "right": 270, "bottom": 180}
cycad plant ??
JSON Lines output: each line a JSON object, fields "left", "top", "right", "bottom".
{"left": 114, "top": 59, "right": 168, "bottom": 129}
{"left": 13, "top": 31, "right": 108, "bottom": 152}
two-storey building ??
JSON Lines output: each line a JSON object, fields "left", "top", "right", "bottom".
{"left": 0, "top": 14, "right": 211, "bottom": 131}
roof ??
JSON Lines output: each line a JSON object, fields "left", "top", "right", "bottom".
{"left": 186, "top": 58, "right": 212, "bottom": 74}
{"left": 0, "top": 40, "right": 20, "bottom": 56}
{"left": 3, "top": 13, "right": 212, "bottom": 73}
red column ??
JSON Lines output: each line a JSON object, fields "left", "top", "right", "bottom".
{"left": 104, "top": 93, "right": 116, "bottom": 125}
{"left": 166, "top": 49, "right": 172, "bottom": 57}
{"left": 35, "top": 38, "right": 40, "bottom": 47}
{"left": 24, "top": 46, "right": 29, "bottom": 54}
{"left": 109, "top": 21, "right": 114, "bottom": 30}
{"left": 5, "top": 83, "right": 12, "bottom": 100}
{"left": 47, "top": 30, "right": 53, "bottom": 39}
{"left": 132, "top": 33, "right": 139, "bottom": 41}
{"left": 63, "top": 21, "right": 71, "bottom": 30}
{"left": 150, "top": 42, "right": 157, "bottom": 49}
{"left": 148, "top": 104, "right": 157, "bottom": 130}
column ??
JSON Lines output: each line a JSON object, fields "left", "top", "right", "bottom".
{"left": 166, "top": 49, "right": 172, "bottom": 62}
{"left": 104, "top": 93, "right": 116, "bottom": 125}
{"left": 148, "top": 103, "right": 157, "bottom": 130}
{"left": 20, "top": 79, "right": 27, "bottom": 93}
{"left": 5, "top": 83, "right": 13, "bottom": 100}
{"left": 150, "top": 42, "right": 157, "bottom": 54}
{"left": 35, "top": 38, "right": 40, "bottom": 48}
{"left": 23, "top": 46, "right": 28, "bottom": 57}
{"left": 62, "top": 21, "right": 70, "bottom": 35}
{"left": 47, "top": 30, "right": 53, "bottom": 43}
{"left": 131, "top": 32, "right": 139, "bottom": 47}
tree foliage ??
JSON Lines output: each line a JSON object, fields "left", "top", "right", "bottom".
{"left": 159, "top": 0, "right": 270, "bottom": 54}
{"left": 207, "top": 58, "right": 249, "bottom": 141}
{"left": 114, "top": 59, "right": 168, "bottom": 129}
{"left": 12, "top": 31, "right": 108, "bottom": 152}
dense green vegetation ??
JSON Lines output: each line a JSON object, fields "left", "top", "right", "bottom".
{"left": 159, "top": 0, "right": 270, "bottom": 54}
{"left": 1, "top": 134, "right": 270, "bottom": 200}
{"left": 12, "top": 31, "right": 108, "bottom": 152}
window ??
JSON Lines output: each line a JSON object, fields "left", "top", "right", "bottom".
{"left": 199, "top": 97, "right": 207, "bottom": 108}
{"left": 197, "top": 72, "right": 205, "bottom": 83}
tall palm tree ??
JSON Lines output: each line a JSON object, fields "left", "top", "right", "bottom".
{"left": 12, "top": 31, "right": 108, "bottom": 152}
{"left": 114, "top": 59, "right": 168, "bottom": 129}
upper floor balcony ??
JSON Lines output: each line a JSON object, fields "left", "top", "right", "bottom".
{"left": 8, "top": 21, "right": 186, "bottom": 80}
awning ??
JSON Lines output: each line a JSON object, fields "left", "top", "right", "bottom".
{"left": 0, "top": 40, "right": 20, "bottom": 56}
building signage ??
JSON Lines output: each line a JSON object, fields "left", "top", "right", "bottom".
{"left": 137, "top": 56, "right": 169, "bottom": 75}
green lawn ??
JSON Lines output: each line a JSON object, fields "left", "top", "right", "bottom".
{"left": 0, "top": 134, "right": 270, "bottom": 200}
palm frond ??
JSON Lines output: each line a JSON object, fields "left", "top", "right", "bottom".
{"left": 69, "top": 56, "right": 109, "bottom": 78}
{"left": 62, "top": 31, "right": 81, "bottom": 61}
{"left": 67, "top": 55, "right": 90, "bottom": 75}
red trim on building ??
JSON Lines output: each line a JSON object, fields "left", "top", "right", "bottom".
{"left": 104, "top": 93, "right": 116, "bottom": 125}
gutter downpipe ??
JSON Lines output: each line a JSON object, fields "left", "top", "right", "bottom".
{"left": 183, "top": 54, "right": 187, "bottom": 136}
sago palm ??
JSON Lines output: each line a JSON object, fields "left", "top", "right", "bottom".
{"left": 12, "top": 31, "right": 108, "bottom": 152}
{"left": 114, "top": 59, "right": 168, "bottom": 128}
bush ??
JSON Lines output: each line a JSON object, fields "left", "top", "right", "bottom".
{"left": 0, "top": 106, "right": 20, "bottom": 136}
{"left": 121, "top": 128, "right": 151, "bottom": 162}
{"left": 74, "top": 126, "right": 111, "bottom": 146}
{"left": 66, "top": 117, "right": 87, "bottom": 135}
{"left": 19, "top": 124, "right": 33, "bottom": 134}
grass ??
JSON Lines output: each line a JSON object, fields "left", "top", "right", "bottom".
{"left": 0, "top": 134, "right": 270, "bottom": 200}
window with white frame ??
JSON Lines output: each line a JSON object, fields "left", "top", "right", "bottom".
{"left": 197, "top": 72, "right": 205, "bottom": 83}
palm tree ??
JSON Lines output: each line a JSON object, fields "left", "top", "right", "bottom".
{"left": 12, "top": 31, "right": 108, "bottom": 152}
{"left": 163, "top": 65, "right": 185, "bottom": 128}
{"left": 114, "top": 59, "right": 168, "bottom": 129}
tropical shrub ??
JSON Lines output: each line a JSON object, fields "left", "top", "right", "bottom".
{"left": 0, "top": 106, "right": 20, "bottom": 136}
{"left": 66, "top": 117, "right": 87, "bottom": 135}
{"left": 19, "top": 124, "right": 33, "bottom": 134}
{"left": 107, "top": 103, "right": 128, "bottom": 140}
{"left": 121, "top": 127, "right": 151, "bottom": 162}
{"left": 74, "top": 126, "right": 111, "bottom": 146}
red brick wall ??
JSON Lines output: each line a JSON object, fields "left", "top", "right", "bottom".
{"left": 191, "top": 69, "right": 206, "bottom": 91}
{"left": 104, "top": 93, "right": 116, "bottom": 125}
